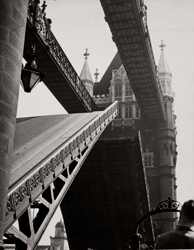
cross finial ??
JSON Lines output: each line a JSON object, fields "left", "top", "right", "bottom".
{"left": 159, "top": 40, "right": 166, "bottom": 51}
{"left": 84, "top": 48, "right": 90, "bottom": 59}
{"left": 41, "top": 1, "right": 47, "bottom": 13}
{"left": 94, "top": 68, "right": 99, "bottom": 82}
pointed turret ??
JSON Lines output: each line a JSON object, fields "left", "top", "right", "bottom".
{"left": 80, "top": 49, "right": 94, "bottom": 96}
{"left": 158, "top": 40, "right": 174, "bottom": 98}
{"left": 156, "top": 40, "right": 177, "bottom": 234}
{"left": 158, "top": 40, "right": 171, "bottom": 74}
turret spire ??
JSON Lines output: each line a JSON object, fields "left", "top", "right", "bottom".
{"left": 158, "top": 40, "right": 171, "bottom": 74}
{"left": 80, "top": 48, "right": 94, "bottom": 96}
{"left": 159, "top": 40, "right": 166, "bottom": 51}
{"left": 84, "top": 48, "right": 90, "bottom": 59}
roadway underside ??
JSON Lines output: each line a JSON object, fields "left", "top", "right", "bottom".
{"left": 61, "top": 129, "right": 154, "bottom": 250}
{"left": 10, "top": 113, "right": 100, "bottom": 190}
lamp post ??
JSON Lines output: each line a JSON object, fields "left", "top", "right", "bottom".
{"left": 21, "top": 46, "right": 45, "bottom": 92}
{"left": 132, "top": 197, "right": 182, "bottom": 250}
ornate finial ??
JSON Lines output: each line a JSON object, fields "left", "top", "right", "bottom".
{"left": 159, "top": 40, "right": 166, "bottom": 51}
{"left": 94, "top": 68, "right": 99, "bottom": 82}
{"left": 155, "top": 197, "right": 182, "bottom": 212}
{"left": 41, "top": 1, "right": 47, "bottom": 13}
{"left": 84, "top": 48, "right": 90, "bottom": 60}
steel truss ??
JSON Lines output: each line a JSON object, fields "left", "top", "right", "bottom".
{"left": 100, "top": 0, "right": 166, "bottom": 123}
{"left": 4, "top": 102, "right": 118, "bottom": 250}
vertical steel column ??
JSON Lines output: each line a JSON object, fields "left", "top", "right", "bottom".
{"left": 0, "top": 1, "right": 28, "bottom": 249}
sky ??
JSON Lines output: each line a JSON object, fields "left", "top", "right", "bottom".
{"left": 16, "top": 0, "right": 194, "bottom": 245}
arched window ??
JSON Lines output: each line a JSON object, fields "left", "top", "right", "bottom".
{"left": 167, "top": 82, "right": 170, "bottom": 94}
{"left": 148, "top": 156, "right": 152, "bottom": 165}
{"left": 115, "top": 85, "right": 122, "bottom": 97}
{"left": 136, "top": 106, "right": 140, "bottom": 118}
{"left": 125, "top": 85, "right": 132, "bottom": 96}
{"left": 125, "top": 106, "right": 132, "bottom": 118}
{"left": 143, "top": 152, "right": 153, "bottom": 167}
{"left": 118, "top": 106, "right": 121, "bottom": 119}
{"left": 116, "top": 106, "right": 121, "bottom": 119}
{"left": 160, "top": 80, "right": 165, "bottom": 93}
{"left": 144, "top": 156, "right": 148, "bottom": 166}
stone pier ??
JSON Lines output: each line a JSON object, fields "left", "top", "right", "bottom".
{"left": 0, "top": 1, "right": 28, "bottom": 248}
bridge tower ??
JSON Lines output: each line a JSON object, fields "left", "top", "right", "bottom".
{"left": 93, "top": 41, "right": 177, "bottom": 238}
{"left": 50, "top": 221, "right": 68, "bottom": 250}
{"left": 155, "top": 40, "right": 177, "bottom": 233}
{"left": 80, "top": 49, "right": 94, "bottom": 97}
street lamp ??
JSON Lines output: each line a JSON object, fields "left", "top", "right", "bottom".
{"left": 21, "top": 45, "right": 45, "bottom": 92}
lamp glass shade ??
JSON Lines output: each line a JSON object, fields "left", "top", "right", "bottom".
{"left": 21, "top": 68, "right": 44, "bottom": 92}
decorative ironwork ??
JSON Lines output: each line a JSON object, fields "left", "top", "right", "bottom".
{"left": 19, "top": 185, "right": 28, "bottom": 198}
{"left": 27, "top": 0, "right": 95, "bottom": 112}
{"left": 155, "top": 197, "right": 182, "bottom": 212}
{"left": 6, "top": 102, "right": 118, "bottom": 223}
{"left": 132, "top": 197, "right": 182, "bottom": 250}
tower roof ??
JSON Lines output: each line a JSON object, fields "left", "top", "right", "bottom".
{"left": 94, "top": 52, "right": 122, "bottom": 95}
{"left": 158, "top": 40, "right": 171, "bottom": 73}
{"left": 80, "top": 49, "right": 93, "bottom": 83}
{"left": 55, "top": 220, "right": 64, "bottom": 228}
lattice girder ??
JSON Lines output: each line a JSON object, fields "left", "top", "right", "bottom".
{"left": 4, "top": 102, "right": 118, "bottom": 250}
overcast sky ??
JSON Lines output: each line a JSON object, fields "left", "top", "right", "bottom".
{"left": 16, "top": 0, "right": 194, "bottom": 245}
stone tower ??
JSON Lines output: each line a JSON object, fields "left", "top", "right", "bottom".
{"left": 80, "top": 49, "right": 94, "bottom": 96}
{"left": 50, "top": 221, "right": 68, "bottom": 250}
{"left": 155, "top": 40, "right": 177, "bottom": 233}
{"left": 92, "top": 41, "right": 177, "bottom": 238}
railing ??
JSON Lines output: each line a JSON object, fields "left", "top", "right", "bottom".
{"left": 5, "top": 101, "right": 118, "bottom": 231}
{"left": 137, "top": 0, "right": 164, "bottom": 106}
{"left": 27, "top": 0, "right": 96, "bottom": 112}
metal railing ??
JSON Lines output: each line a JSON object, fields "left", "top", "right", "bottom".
{"left": 27, "top": 0, "right": 96, "bottom": 112}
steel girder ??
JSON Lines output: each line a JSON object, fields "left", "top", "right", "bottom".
{"left": 100, "top": 0, "right": 166, "bottom": 123}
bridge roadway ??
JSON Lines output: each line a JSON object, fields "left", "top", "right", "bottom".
{"left": 100, "top": 0, "right": 166, "bottom": 123}
{"left": 5, "top": 103, "right": 118, "bottom": 249}
{"left": 4, "top": 102, "right": 154, "bottom": 249}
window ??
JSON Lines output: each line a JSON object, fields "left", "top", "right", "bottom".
{"left": 167, "top": 82, "right": 170, "bottom": 94}
{"left": 144, "top": 156, "right": 148, "bottom": 166}
{"left": 143, "top": 150, "right": 154, "bottom": 167}
{"left": 125, "top": 85, "right": 132, "bottom": 96}
{"left": 148, "top": 156, "right": 152, "bottom": 166}
{"left": 136, "top": 106, "right": 140, "bottom": 118}
{"left": 161, "top": 81, "right": 165, "bottom": 93}
{"left": 125, "top": 106, "right": 132, "bottom": 118}
{"left": 115, "top": 85, "right": 122, "bottom": 97}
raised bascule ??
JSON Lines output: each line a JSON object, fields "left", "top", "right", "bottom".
{"left": 0, "top": 1, "right": 177, "bottom": 250}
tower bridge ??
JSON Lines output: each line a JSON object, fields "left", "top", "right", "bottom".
{"left": 0, "top": 1, "right": 177, "bottom": 250}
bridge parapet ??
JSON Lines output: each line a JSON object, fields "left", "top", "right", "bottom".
{"left": 27, "top": 0, "right": 96, "bottom": 112}
{"left": 137, "top": 0, "right": 164, "bottom": 106}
